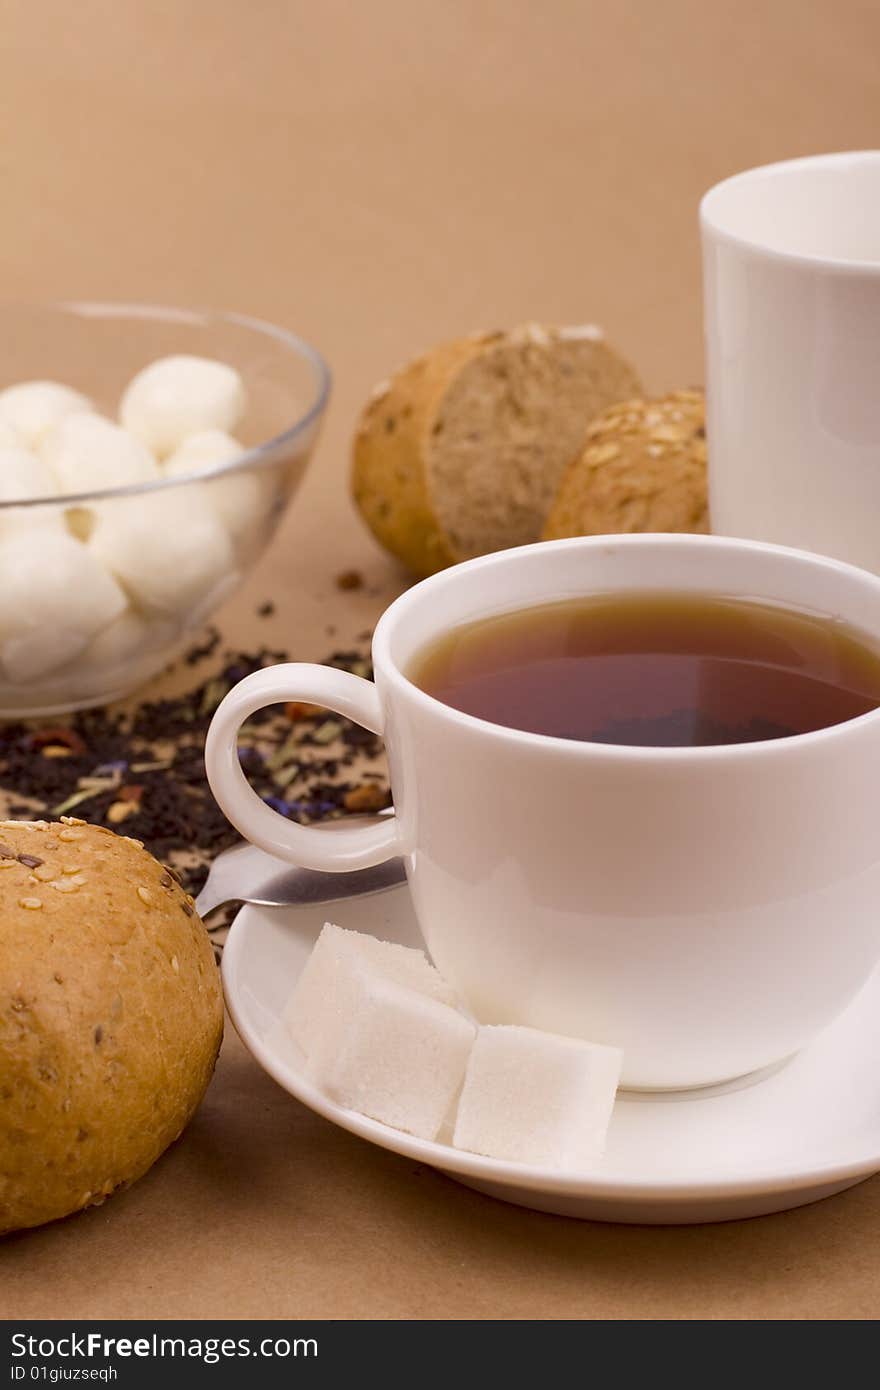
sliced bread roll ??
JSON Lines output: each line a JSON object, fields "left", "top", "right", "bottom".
{"left": 352, "top": 325, "right": 641, "bottom": 576}
{"left": 542, "top": 389, "right": 708, "bottom": 540}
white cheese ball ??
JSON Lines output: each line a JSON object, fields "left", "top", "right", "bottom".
{"left": 42, "top": 412, "right": 160, "bottom": 495}
{"left": 0, "top": 418, "right": 22, "bottom": 448}
{"left": 164, "top": 430, "right": 272, "bottom": 554}
{"left": 0, "top": 445, "right": 56, "bottom": 503}
{"left": 0, "top": 503, "right": 68, "bottom": 541}
{"left": 83, "top": 610, "right": 178, "bottom": 670}
{"left": 0, "top": 446, "right": 65, "bottom": 538}
{"left": 186, "top": 569, "right": 241, "bottom": 630}
{"left": 120, "top": 356, "right": 246, "bottom": 458}
{"left": 0, "top": 532, "right": 127, "bottom": 682}
{"left": 0, "top": 382, "right": 92, "bottom": 449}
{"left": 164, "top": 428, "right": 241, "bottom": 474}
{"left": 89, "top": 488, "right": 235, "bottom": 617}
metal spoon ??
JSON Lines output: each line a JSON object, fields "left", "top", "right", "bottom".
{"left": 194, "top": 811, "right": 405, "bottom": 917}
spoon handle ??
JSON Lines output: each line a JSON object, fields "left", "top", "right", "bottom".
{"left": 196, "top": 812, "right": 403, "bottom": 916}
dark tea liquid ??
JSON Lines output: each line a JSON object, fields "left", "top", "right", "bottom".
{"left": 409, "top": 592, "right": 880, "bottom": 746}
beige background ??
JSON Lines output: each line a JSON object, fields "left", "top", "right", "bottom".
{"left": 3, "top": 0, "right": 880, "bottom": 1320}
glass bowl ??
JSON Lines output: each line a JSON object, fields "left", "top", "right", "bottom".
{"left": 0, "top": 301, "right": 330, "bottom": 717}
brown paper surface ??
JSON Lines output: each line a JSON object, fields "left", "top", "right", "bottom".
{"left": 2, "top": 0, "right": 880, "bottom": 1320}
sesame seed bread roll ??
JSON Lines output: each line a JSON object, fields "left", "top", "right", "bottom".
{"left": 0, "top": 818, "right": 223, "bottom": 1235}
{"left": 352, "top": 325, "right": 641, "bottom": 577}
{"left": 542, "top": 389, "right": 708, "bottom": 540}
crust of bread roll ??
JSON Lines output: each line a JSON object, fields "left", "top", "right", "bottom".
{"left": 542, "top": 389, "right": 707, "bottom": 540}
{"left": 0, "top": 819, "right": 223, "bottom": 1234}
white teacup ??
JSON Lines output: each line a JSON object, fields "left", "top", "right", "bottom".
{"left": 206, "top": 535, "right": 880, "bottom": 1089}
{"left": 702, "top": 151, "right": 880, "bottom": 570}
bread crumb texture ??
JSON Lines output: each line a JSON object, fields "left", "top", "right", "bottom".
{"left": 542, "top": 389, "right": 707, "bottom": 539}
{"left": 352, "top": 326, "right": 641, "bottom": 576}
{"left": 0, "top": 819, "right": 223, "bottom": 1234}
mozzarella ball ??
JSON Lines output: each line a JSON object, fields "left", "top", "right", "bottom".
{"left": 42, "top": 412, "right": 159, "bottom": 495}
{"left": 0, "top": 382, "right": 92, "bottom": 448}
{"left": 1, "top": 503, "right": 68, "bottom": 541}
{"left": 89, "top": 488, "right": 235, "bottom": 617}
{"left": 164, "top": 430, "right": 272, "bottom": 554}
{"left": 0, "top": 532, "right": 127, "bottom": 682}
{"left": 120, "top": 357, "right": 246, "bottom": 458}
{"left": 186, "top": 569, "right": 242, "bottom": 630}
{"left": 164, "top": 428, "right": 241, "bottom": 474}
{"left": 0, "top": 446, "right": 65, "bottom": 538}
{"left": 0, "top": 445, "right": 56, "bottom": 503}
{"left": 210, "top": 473, "right": 275, "bottom": 558}
{"left": 0, "top": 418, "right": 22, "bottom": 448}
{"left": 2, "top": 629, "right": 90, "bottom": 684}
{"left": 84, "top": 610, "right": 178, "bottom": 670}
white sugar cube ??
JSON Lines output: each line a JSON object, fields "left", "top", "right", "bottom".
{"left": 286, "top": 922, "right": 459, "bottom": 1057}
{"left": 120, "top": 356, "right": 246, "bottom": 458}
{"left": 313, "top": 980, "right": 474, "bottom": 1141}
{"left": 0, "top": 532, "right": 126, "bottom": 682}
{"left": 89, "top": 487, "right": 235, "bottom": 617}
{"left": 43, "top": 412, "right": 159, "bottom": 494}
{"left": 287, "top": 923, "right": 473, "bottom": 1140}
{"left": 0, "top": 382, "right": 92, "bottom": 448}
{"left": 453, "top": 1025, "right": 622, "bottom": 1170}
{"left": 164, "top": 429, "right": 271, "bottom": 553}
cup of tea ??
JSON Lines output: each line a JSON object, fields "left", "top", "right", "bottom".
{"left": 206, "top": 534, "right": 880, "bottom": 1088}
{"left": 702, "top": 150, "right": 880, "bottom": 568}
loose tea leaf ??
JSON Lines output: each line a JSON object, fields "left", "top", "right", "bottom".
{"left": 0, "top": 633, "right": 389, "bottom": 918}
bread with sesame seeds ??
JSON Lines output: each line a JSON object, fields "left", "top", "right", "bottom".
{"left": 351, "top": 325, "right": 641, "bottom": 577}
{"left": 542, "top": 389, "right": 708, "bottom": 540}
{"left": 0, "top": 818, "right": 223, "bottom": 1234}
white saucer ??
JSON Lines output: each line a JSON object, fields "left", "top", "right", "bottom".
{"left": 222, "top": 884, "right": 880, "bottom": 1224}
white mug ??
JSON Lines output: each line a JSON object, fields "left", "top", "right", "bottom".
{"left": 206, "top": 534, "right": 880, "bottom": 1089}
{"left": 702, "top": 151, "right": 880, "bottom": 570}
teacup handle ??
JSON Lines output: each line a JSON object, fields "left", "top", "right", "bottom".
{"left": 205, "top": 664, "right": 403, "bottom": 871}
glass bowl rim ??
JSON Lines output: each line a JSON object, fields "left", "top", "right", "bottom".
{"left": 0, "top": 299, "right": 332, "bottom": 511}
